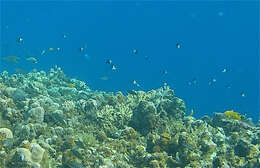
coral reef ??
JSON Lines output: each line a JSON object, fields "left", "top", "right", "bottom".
{"left": 0, "top": 67, "right": 259, "bottom": 168}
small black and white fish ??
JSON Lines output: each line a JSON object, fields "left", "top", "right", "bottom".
{"left": 133, "top": 49, "right": 138, "bottom": 54}
{"left": 192, "top": 78, "right": 197, "bottom": 84}
{"left": 162, "top": 81, "right": 169, "bottom": 88}
{"left": 79, "top": 44, "right": 87, "bottom": 52}
{"left": 144, "top": 55, "right": 150, "bottom": 61}
{"left": 225, "top": 84, "right": 231, "bottom": 89}
{"left": 132, "top": 80, "right": 140, "bottom": 87}
{"left": 127, "top": 90, "right": 138, "bottom": 95}
{"left": 162, "top": 70, "right": 168, "bottom": 75}
{"left": 209, "top": 78, "right": 217, "bottom": 85}
{"left": 111, "top": 64, "right": 117, "bottom": 70}
{"left": 188, "top": 78, "right": 197, "bottom": 85}
{"left": 17, "top": 37, "right": 23, "bottom": 43}
{"left": 176, "top": 43, "right": 181, "bottom": 49}
{"left": 79, "top": 47, "right": 84, "bottom": 52}
{"left": 221, "top": 68, "right": 228, "bottom": 73}
{"left": 106, "top": 59, "right": 112, "bottom": 65}
{"left": 84, "top": 53, "right": 90, "bottom": 60}
{"left": 241, "top": 91, "right": 246, "bottom": 97}
{"left": 41, "top": 50, "right": 46, "bottom": 55}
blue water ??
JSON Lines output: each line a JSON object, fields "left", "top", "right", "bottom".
{"left": 1, "top": 1, "right": 259, "bottom": 122}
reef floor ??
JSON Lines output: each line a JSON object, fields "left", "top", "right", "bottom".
{"left": 0, "top": 67, "right": 259, "bottom": 168}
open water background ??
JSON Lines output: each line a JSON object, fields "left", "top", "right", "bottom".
{"left": 1, "top": 1, "right": 259, "bottom": 122}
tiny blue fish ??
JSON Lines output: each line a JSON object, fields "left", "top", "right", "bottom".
{"left": 84, "top": 53, "right": 90, "bottom": 60}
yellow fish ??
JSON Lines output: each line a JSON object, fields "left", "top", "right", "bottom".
{"left": 224, "top": 110, "right": 242, "bottom": 120}
{"left": 49, "top": 48, "right": 54, "bottom": 51}
{"left": 66, "top": 83, "right": 75, "bottom": 88}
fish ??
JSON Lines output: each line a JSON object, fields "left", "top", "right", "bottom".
{"left": 189, "top": 109, "right": 195, "bottom": 116}
{"left": 111, "top": 64, "right": 116, "bottom": 70}
{"left": 221, "top": 68, "right": 228, "bottom": 73}
{"left": 182, "top": 143, "right": 195, "bottom": 151}
{"left": 162, "top": 81, "right": 168, "bottom": 86}
{"left": 26, "top": 57, "right": 38, "bottom": 63}
{"left": 41, "top": 50, "right": 46, "bottom": 55}
{"left": 176, "top": 43, "right": 181, "bottom": 49}
{"left": 191, "top": 78, "right": 197, "bottom": 84}
{"left": 100, "top": 76, "right": 109, "bottom": 81}
{"left": 133, "top": 49, "right": 138, "bottom": 54}
{"left": 208, "top": 78, "right": 217, "bottom": 85}
{"left": 144, "top": 55, "right": 151, "bottom": 62}
{"left": 17, "top": 37, "right": 23, "bottom": 43}
{"left": 75, "top": 140, "right": 85, "bottom": 149}
{"left": 127, "top": 90, "right": 138, "bottom": 95}
{"left": 79, "top": 44, "right": 87, "bottom": 52}
{"left": 66, "top": 83, "right": 75, "bottom": 88}
{"left": 15, "top": 68, "right": 26, "bottom": 74}
{"left": 162, "top": 70, "right": 168, "bottom": 75}
{"left": 49, "top": 48, "right": 54, "bottom": 51}
{"left": 241, "top": 92, "right": 246, "bottom": 97}
{"left": 225, "top": 84, "right": 231, "bottom": 89}
{"left": 84, "top": 53, "right": 90, "bottom": 60}
{"left": 106, "top": 59, "right": 112, "bottom": 65}
{"left": 79, "top": 47, "right": 84, "bottom": 52}
{"left": 188, "top": 78, "right": 197, "bottom": 85}
{"left": 3, "top": 56, "right": 20, "bottom": 64}
{"left": 132, "top": 80, "right": 140, "bottom": 87}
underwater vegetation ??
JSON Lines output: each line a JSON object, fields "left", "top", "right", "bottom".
{"left": 0, "top": 67, "right": 259, "bottom": 168}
